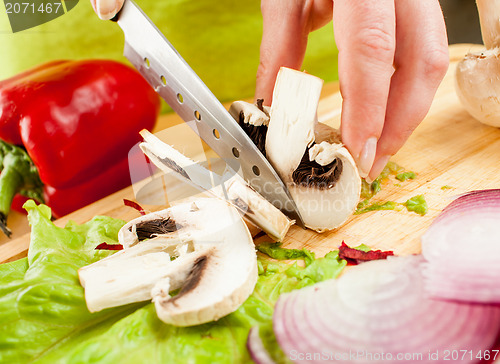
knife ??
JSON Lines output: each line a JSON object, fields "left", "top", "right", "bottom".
{"left": 112, "top": 0, "right": 304, "bottom": 226}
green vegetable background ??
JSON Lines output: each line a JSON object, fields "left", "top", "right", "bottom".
{"left": 0, "top": 0, "right": 338, "bottom": 108}
{"left": 0, "top": 201, "right": 346, "bottom": 363}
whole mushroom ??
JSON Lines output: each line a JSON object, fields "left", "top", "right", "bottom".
{"left": 455, "top": 0, "right": 500, "bottom": 127}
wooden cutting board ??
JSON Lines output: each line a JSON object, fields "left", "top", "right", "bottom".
{"left": 1, "top": 43, "right": 497, "bottom": 264}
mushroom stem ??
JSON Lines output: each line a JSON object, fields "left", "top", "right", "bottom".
{"left": 266, "top": 69, "right": 322, "bottom": 179}
{"left": 477, "top": 0, "right": 500, "bottom": 49}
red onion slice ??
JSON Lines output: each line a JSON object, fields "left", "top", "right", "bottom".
{"left": 273, "top": 256, "right": 500, "bottom": 364}
{"left": 246, "top": 327, "right": 276, "bottom": 364}
{"left": 421, "top": 189, "right": 500, "bottom": 303}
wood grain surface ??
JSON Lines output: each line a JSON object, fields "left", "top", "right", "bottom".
{"left": 0, "top": 43, "right": 494, "bottom": 264}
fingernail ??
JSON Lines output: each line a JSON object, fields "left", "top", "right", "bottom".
{"left": 357, "top": 137, "right": 378, "bottom": 178}
{"left": 367, "top": 155, "right": 391, "bottom": 182}
{"left": 96, "top": 0, "right": 119, "bottom": 20}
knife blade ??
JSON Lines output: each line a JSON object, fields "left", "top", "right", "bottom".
{"left": 113, "top": 0, "right": 304, "bottom": 226}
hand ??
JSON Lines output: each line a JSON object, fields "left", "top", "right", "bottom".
{"left": 256, "top": 0, "right": 449, "bottom": 181}
{"left": 90, "top": 0, "right": 124, "bottom": 20}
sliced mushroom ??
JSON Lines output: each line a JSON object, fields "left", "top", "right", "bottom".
{"left": 79, "top": 198, "right": 258, "bottom": 326}
{"left": 139, "top": 129, "right": 293, "bottom": 241}
{"left": 264, "top": 67, "right": 361, "bottom": 232}
{"left": 455, "top": 0, "right": 500, "bottom": 127}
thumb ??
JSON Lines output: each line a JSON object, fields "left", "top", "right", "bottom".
{"left": 90, "top": 0, "right": 124, "bottom": 20}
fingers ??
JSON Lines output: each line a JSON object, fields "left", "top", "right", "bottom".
{"left": 255, "top": 0, "right": 333, "bottom": 105}
{"left": 255, "top": 0, "right": 310, "bottom": 104}
{"left": 333, "top": 0, "right": 397, "bottom": 178}
{"left": 90, "top": 0, "right": 124, "bottom": 20}
{"left": 368, "top": 0, "right": 448, "bottom": 181}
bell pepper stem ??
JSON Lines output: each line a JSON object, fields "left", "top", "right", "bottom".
{"left": 0, "top": 163, "right": 23, "bottom": 237}
{"left": 0, "top": 141, "right": 44, "bottom": 238}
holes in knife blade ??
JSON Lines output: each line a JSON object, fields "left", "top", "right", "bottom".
{"left": 144, "top": 57, "right": 151, "bottom": 68}
{"left": 194, "top": 110, "right": 201, "bottom": 121}
{"left": 177, "top": 93, "right": 184, "bottom": 104}
{"left": 213, "top": 129, "right": 220, "bottom": 139}
{"left": 160, "top": 75, "right": 167, "bottom": 86}
{"left": 252, "top": 165, "right": 260, "bottom": 176}
{"left": 232, "top": 147, "right": 240, "bottom": 158}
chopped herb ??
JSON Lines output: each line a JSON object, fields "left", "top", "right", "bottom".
{"left": 360, "top": 180, "right": 373, "bottom": 200}
{"left": 371, "top": 179, "right": 382, "bottom": 194}
{"left": 356, "top": 196, "right": 427, "bottom": 216}
{"left": 386, "top": 161, "right": 405, "bottom": 174}
{"left": 395, "top": 171, "right": 417, "bottom": 182}
{"left": 405, "top": 195, "right": 428, "bottom": 215}
{"left": 357, "top": 162, "right": 424, "bottom": 216}
{"left": 257, "top": 242, "right": 315, "bottom": 266}
{"left": 356, "top": 199, "right": 371, "bottom": 210}
{"left": 441, "top": 185, "right": 453, "bottom": 190}
{"left": 359, "top": 161, "right": 409, "bottom": 201}
{"left": 355, "top": 201, "right": 398, "bottom": 214}
{"left": 360, "top": 179, "right": 383, "bottom": 200}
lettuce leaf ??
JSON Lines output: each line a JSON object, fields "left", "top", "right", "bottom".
{"left": 0, "top": 201, "right": 346, "bottom": 363}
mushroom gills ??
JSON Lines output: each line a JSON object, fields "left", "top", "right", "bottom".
{"left": 292, "top": 143, "right": 343, "bottom": 190}
{"left": 132, "top": 217, "right": 179, "bottom": 242}
{"left": 79, "top": 198, "right": 258, "bottom": 326}
{"left": 228, "top": 99, "right": 270, "bottom": 156}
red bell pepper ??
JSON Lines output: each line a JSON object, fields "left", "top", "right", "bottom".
{"left": 0, "top": 60, "right": 160, "bottom": 236}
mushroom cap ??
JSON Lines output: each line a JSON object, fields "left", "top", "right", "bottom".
{"left": 455, "top": 48, "right": 500, "bottom": 127}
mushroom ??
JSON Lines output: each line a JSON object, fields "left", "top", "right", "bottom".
{"left": 78, "top": 198, "right": 258, "bottom": 326}
{"left": 139, "top": 129, "right": 293, "bottom": 241}
{"left": 455, "top": 0, "right": 500, "bottom": 127}
{"left": 232, "top": 68, "right": 361, "bottom": 232}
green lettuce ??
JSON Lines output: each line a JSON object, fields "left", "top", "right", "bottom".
{"left": 0, "top": 201, "right": 346, "bottom": 363}
{"left": 404, "top": 195, "right": 428, "bottom": 216}
{"left": 256, "top": 242, "right": 315, "bottom": 266}
{"left": 395, "top": 171, "right": 417, "bottom": 182}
